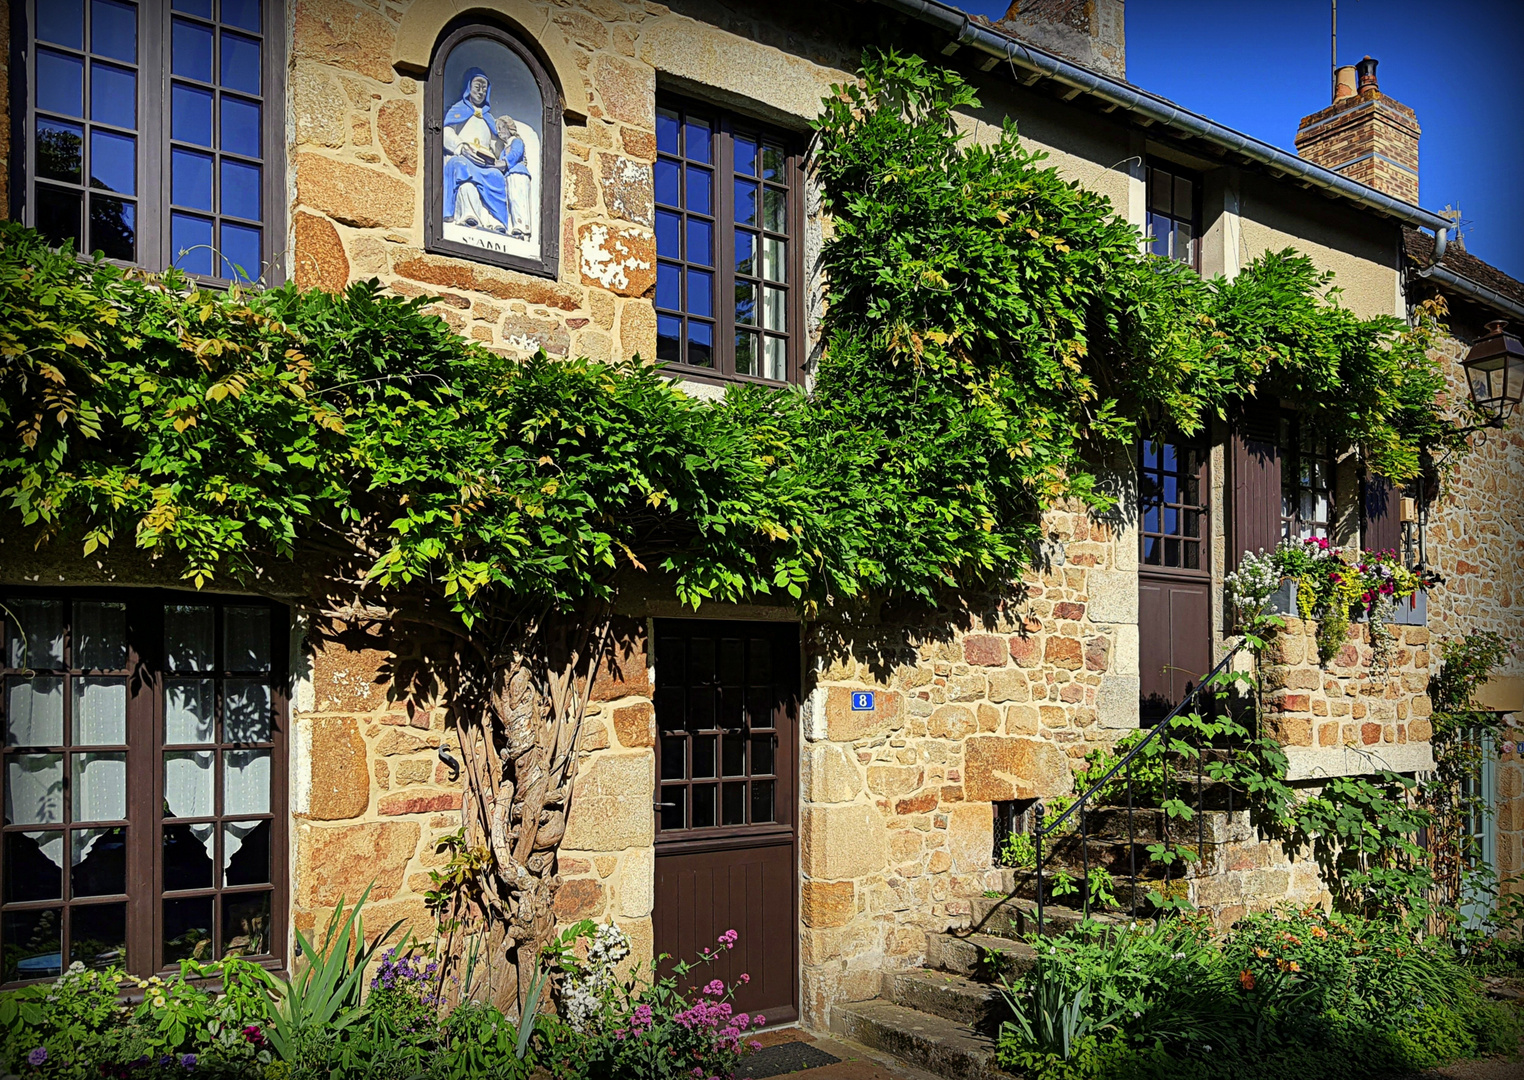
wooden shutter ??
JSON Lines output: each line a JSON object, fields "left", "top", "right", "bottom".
{"left": 1230, "top": 407, "right": 1282, "bottom": 568}
{"left": 1363, "top": 474, "right": 1402, "bottom": 555}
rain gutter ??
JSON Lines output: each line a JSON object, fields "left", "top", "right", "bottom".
{"left": 1415, "top": 262, "right": 1524, "bottom": 325}
{"left": 870, "top": 0, "right": 1456, "bottom": 256}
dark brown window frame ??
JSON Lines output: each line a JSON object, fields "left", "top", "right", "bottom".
{"left": 1, "top": 588, "right": 289, "bottom": 987}
{"left": 654, "top": 93, "right": 805, "bottom": 387}
{"left": 1280, "top": 411, "right": 1334, "bottom": 541}
{"left": 11, "top": 0, "right": 288, "bottom": 284}
{"left": 423, "top": 20, "right": 563, "bottom": 280}
{"left": 1139, "top": 433, "right": 1210, "bottom": 577}
{"left": 1145, "top": 158, "right": 1200, "bottom": 271}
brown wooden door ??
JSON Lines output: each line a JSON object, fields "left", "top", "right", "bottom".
{"left": 653, "top": 620, "right": 798, "bottom": 1025}
{"left": 1138, "top": 437, "right": 1212, "bottom": 721}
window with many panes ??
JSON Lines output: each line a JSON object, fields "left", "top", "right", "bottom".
{"left": 20, "top": 0, "right": 283, "bottom": 282}
{"left": 1, "top": 593, "right": 286, "bottom": 985}
{"left": 1145, "top": 161, "right": 1198, "bottom": 270}
{"left": 654, "top": 98, "right": 800, "bottom": 383}
{"left": 1139, "top": 436, "right": 1208, "bottom": 573}
{"left": 1280, "top": 414, "right": 1334, "bottom": 540}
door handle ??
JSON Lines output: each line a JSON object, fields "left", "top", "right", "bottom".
{"left": 654, "top": 801, "right": 678, "bottom": 810}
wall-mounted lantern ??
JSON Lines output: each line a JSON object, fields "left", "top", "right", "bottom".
{"left": 1461, "top": 319, "right": 1524, "bottom": 426}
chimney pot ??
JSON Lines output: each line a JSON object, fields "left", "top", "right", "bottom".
{"left": 1334, "top": 65, "right": 1358, "bottom": 102}
{"left": 1356, "top": 56, "right": 1379, "bottom": 93}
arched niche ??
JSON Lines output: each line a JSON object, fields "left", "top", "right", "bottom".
{"left": 394, "top": 0, "right": 590, "bottom": 122}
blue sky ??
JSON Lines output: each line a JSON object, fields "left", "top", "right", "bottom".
{"left": 958, "top": 0, "right": 1524, "bottom": 279}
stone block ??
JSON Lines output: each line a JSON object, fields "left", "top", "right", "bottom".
{"left": 987, "top": 668, "right": 1031, "bottom": 703}
{"left": 553, "top": 877, "right": 605, "bottom": 920}
{"left": 378, "top": 789, "right": 461, "bottom": 815}
{"left": 1096, "top": 676, "right": 1140, "bottom": 729}
{"left": 600, "top": 154, "right": 654, "bottom": 227}
{"left": 802, "top": 803, "right": 888, "bottom": 881}
{"left": 1045, "top": 637, "right": 1084, "bottom": 670}
{"left": 618, "top": 847, "right": 654, "bottom": 918}
{"left": 927, "top": 705, "right": 976, "bottom": 740}
{"left": 1084, "top": 636, "right": 1111, "bottom": 672}
{"left": 294, "top": 0, "right": 396, "bottom": 83}
{"left": 578, "top": 222, "right": 656, "bottom": 298}
{"left": 824, "top": 686, "right": 903, "bottom": 742}
{"left": 895, "top": 790, "right": 938, "bottom": 815}
{"left": 612, "top": 702, "right": 654, "bottom": 748}
{"left": 1005, "top": 705, "right": 1041, "bottom": 735}
{"left": 1009, "top": 635, "right": 1043, "bottom": 668}
{"left": 1086, "top": 569, "right": 1138, "bottom": 624}
{"left": 801, "top": 880, "right": 855, "bottom": 928}
{"left": 296, "top": 153, "right": 414, "bottom": 230}
{"left": 947, "top": 802, "right": 993, "bottom": 872}
{"left": 297, "top": 820, "right": 418, "bottom": 906}
{"left": 1266, "top": 717, "right": 1313, "bottom": 747}
{"left": 376, "top": 98, "right": 418, "bottom": 176}
{"left": 1408, "top": 718, "right": 1433, "bottom": 742}
{"left": 867, "top": 764, "right": 923, "bottom": 797}
{"left": 963, "top": 634, "right": 1008, "bottom": 667}
{"left": 964, "top": 737, "right": 1074, "bottom": 801}
{"left": 307, "top": 717, "right": 370, "bottom": 821}
{"left": 562, "top": 752, "right": 654, "bottom": 852}
{"left": 593, "top": 54, "right": 655, "bottom": 128}
{"left": 803, "top": 742, "right": 863, "bottom": 803}
{"left": 591, "top": 619, "right": 650, "bottom": 701}
{"left": 293, "top": 212, "right": 350, "bottom": 293}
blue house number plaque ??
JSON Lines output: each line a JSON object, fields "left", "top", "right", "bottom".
{"left": 850, "top": 691, "right": 875, "bottom": 711}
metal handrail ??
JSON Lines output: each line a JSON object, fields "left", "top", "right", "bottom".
{"left": 1032, "top": 642, "right": 1248, "bottom": 933}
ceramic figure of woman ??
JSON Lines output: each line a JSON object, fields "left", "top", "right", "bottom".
{"left": 442, "top": 68, "right": 511, "bottom": 233}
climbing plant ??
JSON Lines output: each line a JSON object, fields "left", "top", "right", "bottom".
{"left": 0, "top": 49, "right": 1472, "bottom": 1004}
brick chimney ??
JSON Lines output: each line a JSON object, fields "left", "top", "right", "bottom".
{"left": 1294, "top": 56, "right": 1420, "bottom": 205}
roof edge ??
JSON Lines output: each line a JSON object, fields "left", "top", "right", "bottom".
{"left": 871, "top": 0, "right": 1453, "bottom": 235}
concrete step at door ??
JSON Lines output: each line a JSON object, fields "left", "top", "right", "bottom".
{"left": 830, "top": 998, "right": 1009, "bottom": 1080}
{"left": 885, "top": 967, "right": 1007, "bottom": 1030}
{"left": 925, "top": 931, "right": 1038, "bottom": 981}
{"left": 968, "top": 896, "right": 1128, "bottom": 939}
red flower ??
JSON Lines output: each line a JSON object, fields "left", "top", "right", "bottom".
{"left": 1239, "top": 969, "right": 1256, "bottom": 991}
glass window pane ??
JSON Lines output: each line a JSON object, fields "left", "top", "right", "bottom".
{"left": 74, "top": 677, "right": 126, "bottom": 744}
{"left": 166, "top": 679, "right": 216, "bottom": 744}
{"left": 165, "top": 605, "right": 214, "bottom": 670}
{"left": 733, "top": 179, "right": 757, "bottom": 227}
{"left": 751, "top": 734, "right": 775, "bottom": 775}
{"left": 73, "top": 752, "right": 126, "bottom": 821}
{"left": 1184, "top": 540, "right": 1201, "bottom": 570}
{"left": 735, "top": 330, "right": 757, "bottom": 376}
{"left": 656, "top": 208, "right": 679, "bottom": 258}
{"left": 221, "top": 222, "right": 262, "bottom": 282}
{"left": 656, "top": 107, "right": 679, "bottom": 155}
{"left": 70, "top": 901, "right": 127, "bottom": 971}
{"left": 222, "top": 891, "right": 271, "bottom": 958}
{"left": 224, "top": 749, "right": 270, "bottom": 815}
{"left": 684, "top": 116, "right": 711, "bottom": 163}
{"left": 762, "top": 237, "right": 785, "bottom": 283}
{"left": 1163, "top": 507, "right": 1178, "bottom": 535}
{"left": 163, "top": 896, "right": 214, "bottom": 965}
{"left": 691, "top": 783, "right": 715, "bottom": 828}
{"left": 721, "top": 733, "right": 745, "bottom": 777}
{"left": 6, "top": 678, "right": 64, "bottom": 747}
{"left": 763, "top": 335, "right": 786, "bottom": 382}
{"left": 687, "top": 320, "right": 712, "bottom": 368}
{"left": 4, "top": 831, "right": 64, "bottom": 902}
{"left": 1174, "top": 175, "right": 1193, "bottom": 219}
{"left": 173, "top": 212, "right": 215, "bottom": 274}
{"left": 760, "top": 143, "right": 784, "bottom": 181}
{"left": 1143, "top": 536, "right": 1159, "bottom": 564}
{"left": 656, "top": 315, "right": 681, "bottom": 363}
{"left": 36, "top": 185, "right": 82, "bottom": 250}
{"left": 172, "top": 83, "right": 214, "bottom": 146}
{"left": 224, "top": 606, "right": 270, "bottom": 672}
{"left": 685, "top": 166, "right": 711, "bottom": 216}
{"left": 5, "top": 753, "right": 64, "bottom": 825}
{"left": 221, "top": 0, "right": 262, "bottom": 33}
{"left": 659, "top": 794, "right": 683, "bottom": 831}
{"left": 2, "top": 908, "right": 62, "bottom": 981}
{"left": 71, "top": 826, "right": 126, "bottom": 897}
{"left": 686, "top": 269, "right": 713, "bottom": 318}
{"left": 73, "top": 602, "right": 126, "bottom": 670}
{"left": 685, "top": 218, "right": 712, "bottom": 267}
{"left": 751, "top": 779, "right": 774, "bottom": 824}
{"left": 763, "top": 187, "right": 786, "bottom": 232}
{"left": 89, "top": 130, "right": 135, "bottom": 195}
{"left": 36, "top": 119, "right": 84, "bottom": 182}
{"left": 224, "top": 819, "right": 271, "bottom": 885}
{"left": 6, "top": 599, "right": 66, "bottom": 667}
{"left": 172, "top": 148, "right": 213, "bottom": 210}
{"left": 762, "top": 286, "right": 785, "bottom": 332}
{"left": 1175, "top": 221, "right": 1193, "bottom": 263}
{"left": 220, "top": 95, "right": 261, "bottom": 157}
{"left": 163, "top": 750, "right": 214, "bottom": 818}
{"left": 219, "top": 31, "right": 261, "bottom": 94}
{"left": 735, "top": 280, "right": 756, "bottom": 326}
{"left": 220, "top": 159, "right": 260, "bottom": 220}
{"left": 656, "top": 262, "right": 680, "bottom": 311}
{"left": 224, "top": 680, "right": 271, "bottom": 743}
{"left": 734, "top": 134, "right": 757, "bottom": 177}
{"left": 163, "top": 822, "right": 214, "bottom": 889}
{"left": 1165, "top": 538, "right": 1180, "bottom": 566}
{"left": 173, "top": 0, "right": 212, "bottom": 14}
{"left": 37, "top": 49, "right": 85, "bottom": 118}
{"left": 734, "top": 230, "right": 757, "bottom": 278}
{"left": 38, "top": 0, "right": 85, "bottom": 49}
{"left": 659, "top": 735, "right": 685, "bottom": 780}
{"left": 722, "top": 782, "right": 745, "bottom": 825}
{"left": 655, "top": 159, "right": 679, "bottom": 206}
{"left": 90, "top": 0, "right": 138, "bottom": 61}
{"left": 89, "top": 196, "right": 135, "bottom": 261}
{"left": 1150, "top": 167, "right": 1171, "bottom": 213}
{"left": 172, "top": 18, "right": 214, "bottom": 82}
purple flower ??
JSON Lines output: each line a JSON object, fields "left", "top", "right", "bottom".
{"left": 180, "top": 1054, "right": 197, "bottom": 1069}
{"left": 27, "top": 1047, "right": 48, "bottom": 1067}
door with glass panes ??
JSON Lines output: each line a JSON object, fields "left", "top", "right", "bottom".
{"left": 652, "top": 620, "right": 798, "bottom": 1025}
{"left": 1138, "top": 437, "right": 1212, "bottom": 721}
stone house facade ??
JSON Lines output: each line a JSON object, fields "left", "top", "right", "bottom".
{"left": 1, "top": 0, "right": 1518, "bottom": 1041}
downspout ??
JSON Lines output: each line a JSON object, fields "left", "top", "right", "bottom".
{"left": 871, "top": 0, "right": 1454, "bottom": 246}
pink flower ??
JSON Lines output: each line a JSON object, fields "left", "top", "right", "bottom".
{"left": 750, "top": 1041, "right": 763, "bottom": 1052}
{"left": 739, "top": 973, "right": 751, "bottom": 984}
{"left": 704, "top": 979, "right": 725, "bottom": 996}
{"left": 718, "top": 929, "right": 739, "bottom": 949}
{"left": 734, "top": 1013, "right": 751, "bottom": 1029}
{"left": 755, "top": 1015, "right": 766, "bottom": 1026}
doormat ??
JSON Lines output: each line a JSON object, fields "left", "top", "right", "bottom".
{"left": 734, "top": 1041, "right": 842, "bottom": 1078}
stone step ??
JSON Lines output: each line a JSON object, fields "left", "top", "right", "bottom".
{"left": 969, "top": 896, "right": 1127, "bottom": 939}
{"left": 926, "top": 931, "right": 1038, "bottom": 982}
{"left": 831, "top": 998, "right": 1009, "bottom": 1080}
{"left": 886, "top": 968, "right": 1007, "bottom": 1031}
